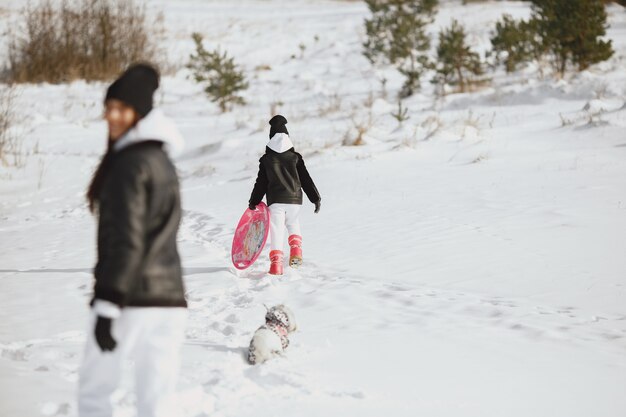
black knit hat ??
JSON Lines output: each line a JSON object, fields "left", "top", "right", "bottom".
{"left": 105, "top": 63, "right": 159, "bottom": 117}
{"left": 269, "top": 115, "right": 288, "bottom": 139}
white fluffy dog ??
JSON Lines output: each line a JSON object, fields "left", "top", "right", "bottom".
{"left": 248, "top": 305, "right": 297, "bottom": 365}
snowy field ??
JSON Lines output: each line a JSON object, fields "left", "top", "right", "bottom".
{"left": 1, "top": 0, "right": 626, "bottom": 416}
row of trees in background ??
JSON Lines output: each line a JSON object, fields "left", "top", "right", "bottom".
{"left": 364, "top": 0, "right": 615, "bottom": 97}
{"left": 491, "top": 0, "right": 613, "bottom": 75}
{"left": 1, "top": 0, "right": 618, "bottom": 112}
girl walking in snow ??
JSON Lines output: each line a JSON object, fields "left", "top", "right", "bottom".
{"left": 248, "top": 115, "right": 321, "bottom": 275}
{"left": 79, "top": 64, "right": 187, "bottom": 417}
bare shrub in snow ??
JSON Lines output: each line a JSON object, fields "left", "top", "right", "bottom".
{"left": 457, "top": 110, "right": 496, "bottom": 139}
{"left": 559, "top": 112, "right": 575, "bottom": 127}
{"left": 254, "top": 64, "right": 272, "bottom": 72}
{"left": 363, "top": 91, "right": 376, "bottom": 108}
{"left": 379, "top": 77, "right": 388, "bottom": 100}
{"left": 37, "top": 158, "right": 46, "bottom": 189}
{"left": 471, "top": 153, "right": 489, "bottom": 164}
{"left": 421, "top": 115, "right": 443, "bottom": 141}
{"left": 559, "top": 105, "right": 608, "bottom": 127}
{"left": 343, "top": 109, "right": 374, "bottom": 146}
{"left": 463, "top": 110, "right": 483, "bottom": 130}
{"left": 188, "top": 33, "right": 249, "bottom": 113}
{"left": 6, "top": 0, "right": 165, "bottom": 83}
{"left": 592, "top": 82, "right": 610, "bottom": 99}
{"left": 317, "top": 93, "right": 342, "bottom": 117}
{"left": 0, "top": 86, "right": 21, "bottom": 167}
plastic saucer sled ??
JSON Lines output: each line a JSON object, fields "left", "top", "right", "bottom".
{"left": 231, "top": 202, "right": 270, "bottom": 270}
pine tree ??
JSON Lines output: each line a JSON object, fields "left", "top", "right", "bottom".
{"left": 531, "top": 0, "right": 613, "bottom": 75}
{"left": 489, "top": 15, "right": 543, "bottom": 73}
{"left": 433, "top": 20, "right": 484, "bottom": 93}
{"left": 363, "top": 0, "right": 438, "bottom": 98}
{"left": 187, "top": 33, "right": 249, "bottom": 112}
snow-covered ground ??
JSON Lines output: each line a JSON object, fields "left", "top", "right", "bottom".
{"left": 1, "top": 1, "right": 626, "bottom": 416}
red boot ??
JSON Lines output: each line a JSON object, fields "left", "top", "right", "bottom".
{"left": 288, "top": 235, "right": 303, "bottom": 268}
{"left": 269, "top": 250, "right": 284, "bottom": 275}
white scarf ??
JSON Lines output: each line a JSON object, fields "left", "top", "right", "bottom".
{"left": 114, "top": 109, "right": 185, "bottom": 156}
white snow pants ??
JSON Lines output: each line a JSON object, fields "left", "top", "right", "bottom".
{"left": 78, "top": 308, "right": 187, "bottom": 417}
{"left": 269, "top": 203, "right": 301, "bottom": 251}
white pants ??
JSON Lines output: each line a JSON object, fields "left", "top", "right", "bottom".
{"left": 78, "top": 308, "right": 187, "bottom": 417}
{"left": 269, "top": 203, "right": 302, "bottom": 251}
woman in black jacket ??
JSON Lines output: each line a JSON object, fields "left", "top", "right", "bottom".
{"left": 78, "top": 64, "right": 187, "bottom": 417}
{"left": 249, "top": 115, "right": 321, "bottom": 275}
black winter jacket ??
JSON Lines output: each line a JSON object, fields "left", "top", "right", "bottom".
{"left": 249, "top": 147, "right": 320, "bottom": 207}
{"left": 94, "top": 141, "right": 186, "bottom": 308}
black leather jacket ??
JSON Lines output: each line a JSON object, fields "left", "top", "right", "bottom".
{"left": 249, "top": 147, "right": 320, "bottom": 207}
{"left": 93, "top": 141, "right": 186, "bottom": 308}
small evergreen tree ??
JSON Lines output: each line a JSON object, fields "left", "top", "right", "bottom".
{"left": 433, "top": 20, "right": 484, "bottom": 93}
{"left": 187, "top": 33, "right": 248, "bottom": 112}
{"left": 363, "top": 0, "right": 438, "bottom": 98}
{"left": 489, "top": 15, "right": 543, "bottom": 73}
{"left": 391, "top": 100, "right": 410, "bottom": 125}
{"left": 531, "top": 0, "right": 613, "bottom": 75}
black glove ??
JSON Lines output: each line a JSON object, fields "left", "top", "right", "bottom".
{"left": 248, "top": 203, "right": 256, "bottom": 211}
{"left": 314, "top": 200, "right": 321, "bottom": 214}
{"left": 95, "top": 316, "right": 117, "bottom": 352}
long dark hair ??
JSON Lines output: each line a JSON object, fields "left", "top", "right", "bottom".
{"left": 86, "top": 139, "right": 116, "bottom": 213}
{"left": 88, "top": 100, "right": 142, "bottom": 213}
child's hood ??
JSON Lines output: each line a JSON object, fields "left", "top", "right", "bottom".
{"left": 267, "top": 132, "right": 294, "bottom": 154}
